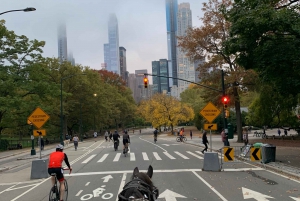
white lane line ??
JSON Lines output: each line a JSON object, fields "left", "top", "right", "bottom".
{"left": 192, "top": 171, "right": 228, "bottom": 201}
{"left": 76, "top": 190, "right": 83, "bottom": 196}
{"left": 163, "top": 152, "right": 176, "bottom": 159}
{"left": 0, "top": 183, "right": 19, "bottom": 195}
{"left": 174, "top": 151, "right": 189, "bottom": 159}
{"left": 113, "top": 153, "right": 121, "bottom": 162}
{"left": 65, "top": 168, "right": 265, "bottom": 177}
{"left": 153, "top": 152, "right": 162, "bottom": 160}
{"left": 195, "top": 151, "right": 203, "bottom": 155}
{"left": 82, "top": 154, "right": 96, "bottom": 164}
{"left": 139, "top": 137, "right": 167, "bottom": 152}
{"left": 97, "top": 154, "right": 109, "bottom": 163}
{"left": 85, "top": 182, "right": 90, "bottom": 186}
{"left": 7, "top": 184, "right": 37, "bottom": 191}
{"left": 116, "top": 173, "right": 127, "bottom": 201}
{"left": 84, "top": 142, "right": 97, "bottom": 151}
{"left": 130, "top": 153, "right": 135, "bottom": 161}
{"left": 0, "top": 180, "right": 43, "bottom": 186}
{"left": 186, "top": 151, "right": 203, "bottom": 159}
{"left": 142, "top": 152, "right": 149, "bottom": 160}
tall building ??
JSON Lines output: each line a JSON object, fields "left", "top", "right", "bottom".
{"left": 119, "top": 47, "right": 127, "bottom": 83}
{"left": 152, "top": 59, "right": 169, "bottom": 94}
{"left": 177, "top": 3, "right": 195, "bottom": 97}
{"left": 165, "top": 0, "right": 178, "bottom": 88}
{"left": 68, "top": 52, "right": 75, "bottom": 66}
{"left": 58, "top": 23, "right": 68, "bottom": 61}
{"left": 103, "top": 14, "right": 120, "bottom": 75}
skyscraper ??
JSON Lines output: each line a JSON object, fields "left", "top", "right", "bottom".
{"left": 152, "top": 59, "right": 169, "bottom": 94}
{"left": 165, "top": 0, "right": 178, "bottom": 88}
{"left": 177, "top": 3, "right": 195, "bottom": 96}
{"left": 103, "top": 14, "right": 120, "bottom": 75}
{"left": 119, "top": 47, "right": 127, "bottom": 83}
{"left": 58, "top": 23, "right": 68, "bottom": 61}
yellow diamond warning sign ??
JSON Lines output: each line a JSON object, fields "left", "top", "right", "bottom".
{"left": 27, "top": 107, "right": 50, "bottom": 129}
{"left": 200, "top": 102, "right": 221, "bottom": 123}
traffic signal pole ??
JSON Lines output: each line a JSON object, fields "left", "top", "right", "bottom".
{"left": 221, "top": 70, "right": 228, "bottom": 137}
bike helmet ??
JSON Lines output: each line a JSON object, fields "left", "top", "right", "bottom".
{"left": 56, "top": 144, "right": 64, "bottom": 150}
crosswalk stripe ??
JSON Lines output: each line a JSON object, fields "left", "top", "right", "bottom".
{"left": 186, "top": 151, "right": 203, "bottom": 159}
{"left": 113, "top": 153, "right": 121, "bottom": 162}
{"left": 164, "top": 152, "right": 176, "bottom": 159}
{"left": 195, "top": 151, "right": 203, "bottom": 155}
{"left": 130, "top": 153, "right": 135, "bottom": 161}
{"left": 153, "top": 152, "right": 162, "bottom": 160}
{"left": 97, "top": 154, "right": 108, "bottom": 163}
{"left": 142, "top": 152, "right": 149, "bottom": 160}
{"left": 174, "top": 151, "right": 189, "bottom": 159}
{"left": 82, "top": 154, "right": 96, "bottom": 163}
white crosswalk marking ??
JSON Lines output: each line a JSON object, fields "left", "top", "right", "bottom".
{"left": 97, "top": 154, "right": 109, "bottom": 163}
{"left": 163, "top": 152, "right": 176, "bottom": 159}
{"left": 174, "top": 151, "right": 189, "bottom": 159}
{"left": 186, "top": 151, "right": 203, "bottom": 159}
{"left": 82, "top": 154, "right": 96, "bottom": 163}
{"left": 153, "top": 152, "right": 162, "bottom": 160}
{"left": 113, "top": 153, "right": 121, "bottom": 162}
{"left": 195, "top": 151, "right": 203, "bottom": 155}
{"left": 130, "top": 153, "right": 135, "bottom": 161}
{"left": 142, "top": 152, "right": 149, "bottom": 160}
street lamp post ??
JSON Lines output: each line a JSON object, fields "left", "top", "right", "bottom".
{"left": 60, "top": 74, "right": 85, "bottom": 145}
{"left": 93, "top": 94, "right": 97, "bottom": 132}
{"left": 0, "top": 7, "right": 36, "bottom": 15}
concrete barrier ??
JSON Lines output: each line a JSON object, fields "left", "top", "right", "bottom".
{"left": 30, "top": 158, "right": 49, "bottom": 179}
{"left": 202, "top": 152, "right": 220, "bottom": 171}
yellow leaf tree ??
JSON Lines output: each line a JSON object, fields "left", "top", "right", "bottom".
{"left": 138, "top": 94, "right": 194, "bottom": 131}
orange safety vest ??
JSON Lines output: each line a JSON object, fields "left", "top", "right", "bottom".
{"left": 48, "top": 152, "right": 64, "bottom": 168}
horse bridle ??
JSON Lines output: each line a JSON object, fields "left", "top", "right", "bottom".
{"left": 118, "top": 178, "right": 159, "bottom": 201}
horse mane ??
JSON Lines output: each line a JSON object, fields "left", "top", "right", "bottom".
{"left": 131, "top": 172, "right": 154, "bottom": 191}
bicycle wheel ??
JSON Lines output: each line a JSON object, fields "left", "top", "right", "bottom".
{"left": 61, "top": 180, "right": 68, "bottom": 201}
{"left": 183, "top": 137, "right": 187, "bottom": 142}
{"left": 49, "top": 186, "right": 59, "bottom": 201}
{"left": 176, "top": 137, "right": 180, "bottom": 142}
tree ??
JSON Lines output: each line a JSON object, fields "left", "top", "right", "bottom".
{"left": 138, "top": 94, "right": 194, "bottom": 131}
{"left": 225, "top": 0, "right": 300, "bottom": 96}
{"left": 178, "top": 0, "right": 258, "bottom": 142}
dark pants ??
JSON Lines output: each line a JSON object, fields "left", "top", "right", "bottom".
{"left": 202, "top": 143, "right": 208, "bottom": 152}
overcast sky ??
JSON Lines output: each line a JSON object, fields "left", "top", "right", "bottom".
{"left": 1, "top": 0, "right": 205, "bottom": 74}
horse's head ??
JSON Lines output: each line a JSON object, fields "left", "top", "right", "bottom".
{"left": 118, "top": 165, "right": 159, "bottom": 201}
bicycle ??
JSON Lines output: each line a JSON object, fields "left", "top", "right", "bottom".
{"left": 154, "top": 135, "right": 157, "bottom": 143}
{"left": 124, "top": 143, "right": 129, "bottom": 157}
{"left": 49, "top": 168, "right": 70, "bottom": 201}
{"left": 176, "top": 136, "right": 187, "bottom": 142}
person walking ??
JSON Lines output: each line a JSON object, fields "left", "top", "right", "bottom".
{"left": 284, "top": 129, "right": 288, "bottom": 136}
{"left": 41, "top": 137, "right": 45, "bottom": 150}
{"left": 221, "top": 129, "right": 229, "bottom": 146}
{"left": 243, "top": 127, "right": 249, "bottom": 146}
{"left": 73, "top": 135, "right": 79, "bottom": 151}
{"left": 190, "top": 130, "right": 193, "bottom": 139}
{"left": 201, "top": 130, "right": 208, "bottom": 153}
{"left": 277, "top": 128, "right": 281, "bottom": 136}
{"left": 104, "top": 130, "right": 109, "bottom": 141}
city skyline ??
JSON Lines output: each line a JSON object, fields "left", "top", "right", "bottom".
{"left": 1, "top": 0, "right": 204, "bottom": 75}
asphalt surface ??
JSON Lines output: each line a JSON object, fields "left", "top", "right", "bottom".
{"left": 0, "top": 131, "right": 300, "bottom": 201}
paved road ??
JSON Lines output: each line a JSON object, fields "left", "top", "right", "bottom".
{"left": 0, "top": 132, "right": 300, "bottom": 201}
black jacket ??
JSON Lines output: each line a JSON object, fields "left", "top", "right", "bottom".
{"left": 202, "top": 133, "right": 208, "bottom": 144}
{"left": 113, "top": 133, "right": 120, "bottom": 140}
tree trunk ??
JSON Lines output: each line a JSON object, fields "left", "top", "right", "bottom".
{"left": 233, "top": 86, "right": 243, "bottom": 142}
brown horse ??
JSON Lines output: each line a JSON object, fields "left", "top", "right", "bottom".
{"left": 118, "top": 165, "right": 159, "bottom": 201}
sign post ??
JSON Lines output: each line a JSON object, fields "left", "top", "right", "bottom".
{"left": 200, "top": 102, "right": 221, "bottom": 152}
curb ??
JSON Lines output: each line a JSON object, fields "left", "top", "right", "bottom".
{"left": 185, "top": 141, "right": 300, "bottom": 180}
{"left": 0, "top": 167, "right": 9, "bottom": 172}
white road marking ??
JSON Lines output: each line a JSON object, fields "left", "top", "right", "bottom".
{"left": 153, "top": 152, "right": 162, "bottom": 160}
{"left": 65, "top": 168, "right": 265, "bottom": 177}
{"left": 7, "top": 184, "right": 37, "bottom": 191}
{"left": 113, "top": 153, "right": 121, "bottom": 162}
{"left": 85, "top": 182, "right": 90, "bottom": 186}
{"left": 174, "top": 151, "right": 189, "bottom": 159}
{"left": 186, "top": 151, "right": 203, "bottom": 159}
{"left": 142, "top": 152, "right": 149, "bottom": 160}
{"left": 130, "top": 153, "right": 135, "bottom": 161}
{"left": 102, "top": 175, "right": 113, "bottom": 182}
{"left": 0, "top": 183, "right": 19, "bottom": 195}
{"left": 97, "top": 154, "right": 109, "bottom": 163}
{"left": 195, "top": 151, "right": 203, "bottom": 155}
{"left": 163, "top": 152, "right": 176, "bottom": 159}
{"left": 192, "top": 171, "right": 228, "bottom": 201}
{"left": 139, "top": 137, "right": 167, "bottom": 152}
{"left": 82, "top": 154, "right": 96, "bottom": 164}
{"left": 116, "top": 173, "right": 127, "bottom": 201}
{"left": 83, "top": 142, "right": 97, "bottom": 151}
{"left": 242, "top": 187, "right": 274, "bottom": 200}
{"left": 0, "top": 180, "right": 43, "bottom": 186}
{"left": 76, "top": 190, "right": 83, "bottom": 196}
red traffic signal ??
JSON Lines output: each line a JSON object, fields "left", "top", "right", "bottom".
{"left": 144, "top": 77, "right": 148, "bottom": 88}
{"left": 222, "top": 96, "right": 229, "bottom": 104}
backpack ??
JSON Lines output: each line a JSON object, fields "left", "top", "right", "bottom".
{"left": 154, "top": 130, "right": 158, "bottom": 135}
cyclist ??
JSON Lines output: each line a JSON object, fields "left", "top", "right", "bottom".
{"left": 179, "top": 128, "right": 184, "bottom": 142}
{"left": 123, "top": 130, "right": 130, "bottom": 154}
{"left": 154, "top": 128, "right": 158, "bottom": 142}
{"left": 112, "top": 130, "right": 120, "bottom": 147}
{"left": 48, "top": 144, "right": 72, "bottom": 201}
{"left": 72, "top": 135, "right": 79, "bottom": 151}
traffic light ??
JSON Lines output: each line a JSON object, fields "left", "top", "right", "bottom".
{"left": 144, "top": 76, "right": 148, "bottom": 88}
{"left": 222, "top": 96, "right": 229, "bottom": 109}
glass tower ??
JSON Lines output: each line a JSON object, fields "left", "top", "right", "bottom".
{"left": 58, "top": 23, "right": 68, "bottom": 62}
{"left": 152, "top": 59, "right": 169, "bottom": 94}
{"left": 165, "top": 0, "right": 178, "bottom": 87}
